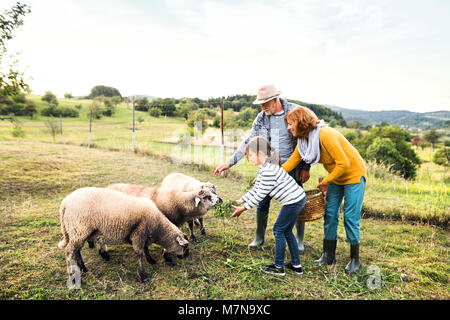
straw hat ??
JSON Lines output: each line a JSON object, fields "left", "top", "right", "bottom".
{"left": 252, "top": 85, "right": 281, "bottom": 105}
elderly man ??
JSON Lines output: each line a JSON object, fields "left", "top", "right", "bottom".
{"left": 214, "top": 85, "right": 310, "bottom": 250}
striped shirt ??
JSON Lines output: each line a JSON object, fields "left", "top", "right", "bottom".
{"left": 240, "top": 163, "right": 305, "bottom": 210}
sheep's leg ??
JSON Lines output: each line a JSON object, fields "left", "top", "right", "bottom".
{"left": 92, "top": 234, "right": 110, "bottom": 261}
{"left": 136, "top": 250, "right": 148, "bottom": 282}
{"left": 188, "top": 220, "right": 197, "bottom": 243}
{"left": 75, "top": 249, "right": 88, "bottom": 273}
{"left": 65, "top": 241, "right": 84, "bottom": 284}
{"left": 129, "top": 225, "right": 149, "bottom": 281}
{"left": 144, "top": 246, "right": 157, "bottom": 264}
{"left": 163, "top": 249, "right": 175, "bottom": 267}
{"left": 198, "top": 218, "right": 206, "bottom": 236}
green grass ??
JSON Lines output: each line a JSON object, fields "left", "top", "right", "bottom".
{"left": 0, "top": 141, "right": 449, "bottom": 300}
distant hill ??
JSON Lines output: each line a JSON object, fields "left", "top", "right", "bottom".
{"left": 326, "top": 105, "right": 450, "bottom": 129}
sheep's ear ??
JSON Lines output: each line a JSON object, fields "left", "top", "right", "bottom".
{"left": 195, "top": 197, "right": 201, "bottom": 207}
{"left": 198, "top": 188, "right": 206, "bottom": 196}
{"left": 176, "top": 236, "right": 189, "bottom": 246}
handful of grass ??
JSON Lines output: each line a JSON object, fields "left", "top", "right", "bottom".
{"left": 214, "top": 200, "right": 238, "bottom": 218}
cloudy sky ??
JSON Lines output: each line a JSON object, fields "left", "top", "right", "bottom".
{"left": 4, "top": 0, "right": 450, "bottom": 112}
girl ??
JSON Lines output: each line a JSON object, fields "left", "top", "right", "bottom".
{"left": 231, "top": 136, "right": 306, "bottom": 276}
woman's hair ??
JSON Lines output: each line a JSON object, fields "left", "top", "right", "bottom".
{"left": 245, "top": 136, "right": 281, "bottom": 166}
{"left": 285, "top": 106, "right": 319, "bottom": 138}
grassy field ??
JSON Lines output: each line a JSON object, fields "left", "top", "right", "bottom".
{"left": 0, "top": 141, "right": 449, "bottom": 300}
{"left": 1, "top": 95, "right": 448, "bottom": 227}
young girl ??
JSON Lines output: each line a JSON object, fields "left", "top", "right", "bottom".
{"left": 231, "top": 136, "right": 306, "bottom": 276}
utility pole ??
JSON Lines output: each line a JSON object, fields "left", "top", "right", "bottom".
{"left": 220, "top": 98, "right": 224, "bottom": 165}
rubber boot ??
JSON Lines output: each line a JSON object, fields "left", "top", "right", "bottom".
{"left": 345, "top": 244, "right": 361, "bottom": 274}
{"left": 249, "top": 209, "right": 269, "bottom": 249}
{"left": 314, "top": 239, "right": 337, "bottom": 265}
{"left": 295, "top": 221, "right": 305, "bottom": 254}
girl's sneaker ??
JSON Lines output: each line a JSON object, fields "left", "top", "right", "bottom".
{"left": 262, "top": 264, "right": 285, "bottom": 276}
{"left": 285, "top": 262, "right": 304, "bottom": 275}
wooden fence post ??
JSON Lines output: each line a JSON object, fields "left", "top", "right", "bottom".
{"left": 88, "top": 110, "right": 92, "bottom": 148}
{"left": 59, "top": 114, "right": 63, "bottom": 143}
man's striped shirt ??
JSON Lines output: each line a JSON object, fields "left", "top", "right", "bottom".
{"left": 241, "top": 163, "right": 305, "bottom": 210}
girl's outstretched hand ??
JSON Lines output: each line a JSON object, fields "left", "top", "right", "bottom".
{"left": 231, "top": 205, "right": 246, "bottom": 218}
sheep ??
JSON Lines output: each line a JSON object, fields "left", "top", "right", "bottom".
{"left": 160, "top": 172, "right": 222, "bottom": 241}
{"left": 58, "top": 187, "right": 189, "bottom": 283}
{"left": 106, "top": 183, "right": 221, "bottom": 264}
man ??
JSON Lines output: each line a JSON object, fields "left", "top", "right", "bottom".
{"left": 214, "top": 85, "right": 310, "bottom": 250}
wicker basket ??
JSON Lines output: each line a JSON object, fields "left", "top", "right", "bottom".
{"left": 297, "top": 189, "right": 326, "bottom": 222}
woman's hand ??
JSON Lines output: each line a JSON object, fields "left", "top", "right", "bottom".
{"left": 299, "top": 169, "right": 310, "bottom": 184}
{"left": 251, "top": 177, "right": 257, "bottom": 185}
{"left": 231, "top": 205, "right": 246, "bottom": 218}
{"left": 317, "top": 182, "right": 328, "bottom": 197}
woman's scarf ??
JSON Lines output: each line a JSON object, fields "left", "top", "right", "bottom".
{"left": 297, "top": 120, "right": 326, "bottom": 165}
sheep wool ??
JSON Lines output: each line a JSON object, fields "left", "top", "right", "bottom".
{"left": 58, "top": 187, "right": 189, "bottom": 283}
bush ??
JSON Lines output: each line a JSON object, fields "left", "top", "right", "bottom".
{"left": 149, "top": 107, "right": 161, "bottom": 117}
{"left": 433, "top": 147, "right": 449, "bottom": 166}
{"left": 366, "top": 137, "right": 419, "bottom": 180}
{"left": 41, "top": 104, "right": 79, "bottom": 117}
{"left": 11, "top": 123, "right": 25, "bottom": 137}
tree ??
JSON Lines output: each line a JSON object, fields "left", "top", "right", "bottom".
{"left": 135, "top": 97, "right": 150, "bottom": 111}
{"left": 87, "top": 97, "right": 104, "bottom": 119}
{"left": 88, "top": 85, "right": 122, "bottom": 99}
{"left": 186, "top": 110, "right": 208, "bottom": 135}
{"left": 23, "top": 100, "right": 37, "bottom": 118}
{"left": 0, "top": 2, "right": 31, "bottom": 97}
{"left": 367, "top": 137, "right": 419, "bottom": 180}
{"left": 423, "top": 129, "right": 442, "bottom": 150}
{"left": 64, "top": 93, "right": 73, "bottom": 99}
{"left": 42, "top": 90, "right": 58, "bottom": 105}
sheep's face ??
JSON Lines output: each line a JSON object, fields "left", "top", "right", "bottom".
{"left": 195, "top": 188, "right": 222, "bottom": 209}
{"left": 203, "top": 183, "right": 223, "bottom": 203}
{"left": 173, "top": 235, "right": 189, "bottom": 258}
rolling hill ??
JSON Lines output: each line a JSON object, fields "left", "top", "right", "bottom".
{"left": 326, "top": 105, "right": 450, "bottom": 129}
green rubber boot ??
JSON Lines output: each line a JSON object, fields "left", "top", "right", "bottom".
{"left": 295, "top": 221, "right": 305, "bottom": 254}
{"left": 345, "top": 244, "right": 361, "bottom": 274}
{"left": 314, "top": 239, "right": 337, "bottom": 265}
{"left": 249, "top": 209, "right": 269, "bottom": 249}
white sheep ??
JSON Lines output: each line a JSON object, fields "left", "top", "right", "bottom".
{"left": 160, "top": 173, "right": 222, "bottom": 241}
{"left": 58, "top": 187, "right": 189, "bottom": 283}
{"left": 106, "top": 183, "right": 220, "bottom": 263}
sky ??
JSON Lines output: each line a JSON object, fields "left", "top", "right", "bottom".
{"left": 4, "top": 0, "right": 450, "bottom": 112}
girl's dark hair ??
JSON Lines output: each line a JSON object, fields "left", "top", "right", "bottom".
{"left": 245, "top": 136, "right": 281, "bottom": 166}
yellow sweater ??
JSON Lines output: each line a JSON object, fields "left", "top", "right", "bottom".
{"left": 282, "top": 126, "right": 367, "bottom": 186}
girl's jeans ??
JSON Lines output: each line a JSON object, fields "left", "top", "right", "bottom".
{"left": 324, "top": 176, "right": 366, "bottom": 245}
{"left": 273, "top": 197, "right": 306, "bottom": 267}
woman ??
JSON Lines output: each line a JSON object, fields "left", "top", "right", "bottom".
{"left": 282, "top": 106, "right": 367, "bottom": 274}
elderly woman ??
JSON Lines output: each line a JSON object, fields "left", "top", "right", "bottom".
{"left": 281, "top": 106, "right": 367, "bottom": 274}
